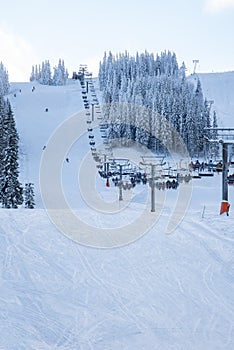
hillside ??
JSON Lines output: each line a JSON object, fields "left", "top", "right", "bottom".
{"left": 8, "top": 80, "right": 84, "bottom": 206}
{"left": 193, "top": 71, "right": 234, "bottom": 127}
{"left": 0, "top": 75, "right": 233, "bottom": 349}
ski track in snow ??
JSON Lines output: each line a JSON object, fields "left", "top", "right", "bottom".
{"left": 1, "top": 209, "right": 233, "bottom": 349}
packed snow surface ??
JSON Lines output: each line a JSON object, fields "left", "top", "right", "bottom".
{"left": 0, "top": 76, "right": 233, "bottom": 349}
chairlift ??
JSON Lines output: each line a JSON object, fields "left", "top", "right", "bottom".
{"left": 198, "top": 172, "right": 214, "bottom": 177}
{"left": 228, "top": 174, "right": 234, "bottom": 184}
{"left": 192, "top": 174, "right": 201, "bottom": 179}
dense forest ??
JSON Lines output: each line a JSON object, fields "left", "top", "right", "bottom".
{"left": 99, "top": 51, "right": 218, "bottom": 157}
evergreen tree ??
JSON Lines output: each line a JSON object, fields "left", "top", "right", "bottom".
{"left": 53, "top": 59, "right": 68, "bottom": 85}
{"left": 35, "top": 65, "right": 40, "bottom": 80}
{"left": 24, "top": 183, "right": 35, "bottom": 208}
{"left": 39, "top": 60, "right": 52, "bottom": 85}
{"left": 0, "top": 97, "right": 7, "bottom": 187}
{"left": 0, "top": 62, "right": 10, "bottom": 96}
{"left": 30, "top": 65, "right": 35, "bottom": 81}
{"left": 0, "top": 100, "right": 23, "bottom": 208}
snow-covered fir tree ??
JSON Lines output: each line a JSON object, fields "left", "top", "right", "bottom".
{"left": 99, "top": 50, "right": 216, "bottom": 156}
{"left": 0, "top": 99, "right": 23, "bottom": 208}
{"left": 24, "top": 183, "right": 35, "bottom": 209}
{"left": 0, "top": 62, "right": 10, "bottom": 96}
{"left": 39, "top": 60, "right": 52, "bottom": 85}
{"left": 53, "top": 59, "right": 69, "bottom": 85}
{"left": 30, "top": 65, "right": 35, "bottom": 81}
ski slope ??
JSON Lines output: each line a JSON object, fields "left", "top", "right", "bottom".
{"left": 0, "top": 75, "right": 233, "bottom": 349}
{"left": 193, "top": 71, "right": 234, "bottom": 127}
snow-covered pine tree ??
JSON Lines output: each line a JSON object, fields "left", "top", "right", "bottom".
{"left": 53, "top": 59, "right": 68, "bottom": 85}
{"left": 0, "top": 100, "right": 23, "bottom": 208}
{"left": 30, "top": 65, "right": 35, "bottom": 81}
{"left": 35, "top": 65, "right": 40, "bottom": 81}
{"left": 0, "top": 62, "right": 10, "bottom": 96}
{"left": 99, "top": 52, "right": 107, "bottom": 91}
{"left": 0, "top": 96, "right": 7, "bottom": 185}
{"left": 193, "top": 79, "right": 206, "bottom": 156}
{"left": 39, "top": 60, "right": 52, "bottom": 85}
{"left": 24, "top": 183, "right": 35, "bottom": 208}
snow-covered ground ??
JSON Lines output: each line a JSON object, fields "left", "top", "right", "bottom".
{"left": 0, "top": 75, "right": 233, "bottom": 349}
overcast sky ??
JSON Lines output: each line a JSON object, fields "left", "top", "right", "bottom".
{"left": 0, "top": 0, "right": 234, "bottom": 81}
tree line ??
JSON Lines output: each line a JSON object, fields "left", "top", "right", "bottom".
{"left": 99, "top": 51, "right": 218, "bottom": 157}
{"left": 30, "top": 59, "right": 69, "bottom": 86}
{"left": 0, "top": 62, "right": 35, "bottom": 208}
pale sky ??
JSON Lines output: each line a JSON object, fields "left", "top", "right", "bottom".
{"left": 0, "top": 0, "right": 234, "bottom": 81}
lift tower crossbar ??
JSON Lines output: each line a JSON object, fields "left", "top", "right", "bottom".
{"left": 204, "top": 127, "right": 234, "bottom": 215}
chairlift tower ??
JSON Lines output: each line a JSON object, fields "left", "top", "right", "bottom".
{"left": 204, "top": 127, "right": 234, "bottom": 215}
{"left": 91, "top": 103, "right": 95, "bottom": 121}
{"left": 108, "top": 158, "right": 130, "bottom": 201}
{"left": 100, "top": 157, "right": 130, "bottom": 200}
{"left": 140, "top": 155, "right": 166, "bottom": 212}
